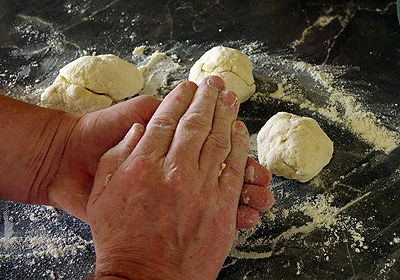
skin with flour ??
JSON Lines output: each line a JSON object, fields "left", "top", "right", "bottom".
{"left": 0, "top": 76, "right": 274, "bottom": 279}
{"left": 88, "top": 77, "right": 272, "bottom": 279}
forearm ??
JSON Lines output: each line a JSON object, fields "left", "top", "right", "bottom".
{"left": 0, "top": 94, "right": 79, "bottom": 205}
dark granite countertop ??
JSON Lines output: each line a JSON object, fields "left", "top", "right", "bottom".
{"left": 0, "top": 1, "right": 399, "bottom": 279}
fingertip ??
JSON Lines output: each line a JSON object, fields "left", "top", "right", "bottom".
{"left": 219, "top": 90, "right": 239, "bottom": 108}
{"left": 133, "top": 122, "right": 145, "bottom": 132}
{"left": 180, "top": 80, "right": 198, "bottom": 92}
{"left": 124, "top": 122, "right": 145, "bottom": 142}
{"left": 245, "top": 157, "right": 272, "bottom": 187}
{"left": 198, "top": 75, "right": 225, "bottom": 91}
{"left": 255, "top": 188, "right": 274, "bottom": 213}
{"left": 240, "top": 184, "right": 274, "bottom": 212}
{"left": 236, "top": 204, "right": 260, "bottom": 229}
{"left": 233, "top": 120, "right": 249, "bottom": 136}
{"left": 233, "top": 230, "right": 239, "bottom": 243}
{"left": 264, "top": 188, "right": 275, "bottom": 211}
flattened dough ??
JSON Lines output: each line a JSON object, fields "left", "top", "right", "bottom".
{"left": 41, "top": 54, "right": 143, "bottom": 113}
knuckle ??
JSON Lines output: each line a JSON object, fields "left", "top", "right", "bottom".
{"left": 149, "top": 113, "right": 178, "bottom": 131}
{"left": 225, "top": 160, "right": 245, "bottom": 178}
{"left": 206, "top": 133, "right": 231, "bottom": 150}
{"left": 198, "top": 89, "right": 217, "bottom": 102}
{"left": 180, "top": 112, "right": 210, "bottom": 131}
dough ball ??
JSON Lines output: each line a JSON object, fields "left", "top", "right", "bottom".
{"left": 41, "top": 76, "right": 113, "bottom": 114}
{"left": 41, "top": 54, "right": 143, "bottom": 113}
{"left": 188, "top": 46, "right": 256, "bottom": 103}
{"left": 257, "top": 112, "right": 334, "bottom": 182}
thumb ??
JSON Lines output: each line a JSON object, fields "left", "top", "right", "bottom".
{"left": 89, "top": 123, "right": 145, "bottom": 206}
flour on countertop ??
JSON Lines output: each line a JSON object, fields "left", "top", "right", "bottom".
{"left": 294, "top": 61, "right": 399, "bottom": 153}
{"left": 228, "top": 191, "right": 370, "bottom": 259}
{"left": 1, "top": 40, "right": 399, "bottom": 279}
{"left": 0, "top": 203, "right": 94, "bottom": 278}
{"left": 263, "top": 60, "right": 399, "bottom": 154}
{"left": 132, "top": 46, "right": 182, "bottom": 98}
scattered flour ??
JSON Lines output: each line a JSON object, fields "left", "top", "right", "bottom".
{"left": 293, "top": 61, "right": 399, "bottom": 153}
{"left": 0, "top": 203, "right": 94, "bottom": 278}
{"left": 1, "top": 40, "right": 399, "bottom": 279}
{"left": 229, "top": 191, "right": 371, "bottom": 260}
{"left": 266, "top": 60, "right": 399, "bottom": 154}
{"left": 0, "top": 236, "right": 88, "bottom": 259}
{"left": 132, "top": 47, "right": 182, "bottom": 98}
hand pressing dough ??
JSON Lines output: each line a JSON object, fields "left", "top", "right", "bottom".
{"left": 188, "top": 46, "right": 256, "bottom": 103}
{"left": 257, "top": 112, "right": 333, "bottom": 182}
{"left": 41, "top": 54, "right": 143, "bottom": 113}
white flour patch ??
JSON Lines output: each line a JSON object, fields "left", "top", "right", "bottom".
{"left": 260, "top": 59, "right": 399, "bottom": 154}
{"left": 132, "top": 46, "right": 182, "bottom": 98}
{"left": 229, "top": 192, "right": 371, "bottom": 260}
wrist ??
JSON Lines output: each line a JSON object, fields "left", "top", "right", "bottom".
{"left": 95, "top": 245, "right": 199, "bottom": 280}
{"left": 31, "top": 111, "right": 81, "bottom": 205}
{"left": 94, "top": 249, "right": 195, "bottom": 280}
{"left": 0, "top": 95, "right": 81, "bottom": 205}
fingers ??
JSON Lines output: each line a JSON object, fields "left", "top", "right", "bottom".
{"left": 245, "top": 157, "right": 272, "bottom": 187}
{"left": 236, "top": 204, "right": 260, "bottom": 229}
{"left": 236, "top": 185, "right": 274, "bottom": 229}
{"left": 107, "top": 95, "right": 162, "bottom": 126}
{"left": 90, "top": 123, "right": 145, "bottom": 203}
{"left": 167, "top": 76, "right": 226, "bottom": 164}
{"left": 136, "top": 81, "right": 198, "bottom": 157}
{"left": 88, "top": 95, "right": 161, "bottom": 149}
{"left": 199, "top": 89, "right": 239, "bottom": 175}
{"left": 219, "top": 121, "right": 249, "bottom": 200}
{"left": 240, "top": 184, "right": 274, "bottom": 212}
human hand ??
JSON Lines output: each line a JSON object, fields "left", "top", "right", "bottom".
{"left": 45, "top": 97, "right": 273, "bottom": 226}
{"left": 46, "top": 96, "right": 161, "bottom": 222}
{"left": 87, "top": 76, "right": 252, "bottom": 279}
{"left": 237, "top": 157, "right": 274, "bottom": 229}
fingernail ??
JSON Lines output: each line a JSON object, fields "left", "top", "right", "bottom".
{"left": 132, "top": 122, "right": 145, "bottom": 133}
{"left": 245, "top": 165, "right": 255, "bottom": 183}
{"left": 124, "top": 123, "right": 145, "bottom": 141}
{"left": 220, "top": 90, "right": 238, "bottom": 107}
{"left": 206, "top": 76, "right": 225, "bottom": 91}
{"left": 233, "top": 121, "right": 248, "bottom": 135}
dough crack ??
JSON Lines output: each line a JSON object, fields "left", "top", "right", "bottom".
{"left": 41, "top": 54, "right": 143, "bottom": 113}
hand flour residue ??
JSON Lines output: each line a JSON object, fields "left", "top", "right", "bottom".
{"left": 1, "top": 39, "right": 399, "bottom": 278}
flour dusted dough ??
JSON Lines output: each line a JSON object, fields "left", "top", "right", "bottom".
{"left": 257, "top": 112, "right": 334, "bottom": 182}
{"left": 41, "top": 54, "right": 143, "bottom": 113}
{"left": 188, "top": 46, "right": 256, "bottom": 103}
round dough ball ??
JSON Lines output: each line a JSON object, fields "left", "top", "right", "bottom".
{"left": 41, "top": 54, "right": 143, "bottom": 113}
{"left": 257, "top": 112, "right": 334, "bottom": 182}
{"left": 188, "top": 46, "right": 256, "bottom": 103}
